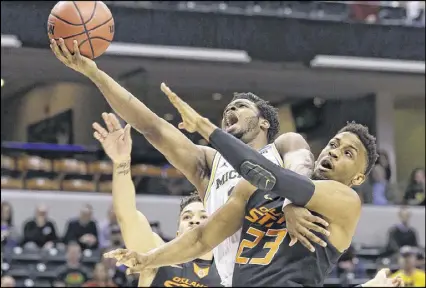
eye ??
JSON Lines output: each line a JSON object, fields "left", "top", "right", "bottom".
{"left": 182, "top": 215, "right": 190, "bottom": 220}
{"left": 345, "top": 151, "right": 353, "bottom": 158}
{"left": 200, "top": 215, "right": 208, "bottom": 220}
{"left": 329, "top": 142, "right": 337, "bottom": 148}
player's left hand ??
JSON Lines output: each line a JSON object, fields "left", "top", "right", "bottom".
{"left": 283, "top": 204, "right": 330, "bottom": 252}
{"left": 160, "top": 83, "right": 203, "bottom": 133}
{"left": 363, "top": 268, "right": 404, "bottom": 287}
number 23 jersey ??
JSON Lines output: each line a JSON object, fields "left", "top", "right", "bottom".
{"left": 232, "top": 190, "right": 342, "bottom": 287}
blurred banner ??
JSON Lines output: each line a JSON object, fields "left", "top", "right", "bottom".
{"left": 1, "top": 1, "right": 424, "bottom": 62}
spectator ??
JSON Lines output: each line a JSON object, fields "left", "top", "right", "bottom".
{"left": 21, "top": 204, "right": 58, "bottom": 249}
{"left": 54, "top": 242, "right": 91, "bottom": 287}
{"left": 377, "top": 150, "right": 392, "bottom": 181}
{"left": 1, "top": 202, "right": 18, "bottom": 250}
{"left": 404, "top": 168, "right": 425, "bottom": 206}
{"left": 63, "top": 204, "right": 99, "bottom": 250}
{"left": 357, "top": 165, "right": 398, "bottom": 204}
{"left": 337, "top": 245, "right": 367, "bottom": 279}
{"left": 1, "top": 275, "right": 15, "bottom": 287}
{"left": 392, "top": 246, "right": 426, "bottom": 287}
{"left": 83, "top": 262, "right": 117, "bottom": 287}
{"left": 101, "top": 247, "right": 127, "bottom": 287}
{"left": 385, "top": 207, "right": 419, "bottom": 256}
{"left": 98, "top": 206, "right": 118, "bottom": 249}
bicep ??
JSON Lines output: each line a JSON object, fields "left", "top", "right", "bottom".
{"left": 307, "top": 181, "right": 362, "bottom": 228}
{"left": 200, "top": 188, "right": 249, "bottom": 249}
{"left": 118, "top": 210, "right": 160, "bottom": 253}
{"left": 144, "top": 121, "right": 213, "bottom": 192}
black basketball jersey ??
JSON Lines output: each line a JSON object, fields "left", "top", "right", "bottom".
{"left": 151, "top": 258, "right": 222, "bottom": 287}
{"left": 232, "top": 190, "right": 342, "bottom": 287}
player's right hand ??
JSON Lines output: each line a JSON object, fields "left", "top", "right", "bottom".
{"left": 92, "top": 113, "right": 132, "bottom": 164}
{"left": 50, "top": 38, "right": 98, "bottom": 77}
{"left": 103, "top": 248, "right": 153, "bottom": 274}
{"left": 283, "top": 204, "right": 330, "bottom": 252}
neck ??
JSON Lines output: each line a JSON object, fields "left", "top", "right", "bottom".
{"left": 198, "top": 250, "right": 213, "bottom": 261}
{"left": 246, "top": 136, "right": 269, "bottom": 151}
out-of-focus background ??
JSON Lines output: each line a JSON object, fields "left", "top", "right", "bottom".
{"left": 1, "top": 1, "right": 425, "bottom": 287}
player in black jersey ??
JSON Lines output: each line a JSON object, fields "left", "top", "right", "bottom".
{"left": 106, "top": 86, "right": 404, "bottom": 287}
{"left": 93, "top": 113, "right": 222, "bottom": 287}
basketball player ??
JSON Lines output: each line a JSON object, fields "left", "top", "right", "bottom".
{"left": 51, "top": 39, "right": 330, "bottom": 286}
{"left": 105, "top": 87, "right": 404, "bottom": 287}
{"left": 92, "top": 112, "right": 222, "bottom": 287}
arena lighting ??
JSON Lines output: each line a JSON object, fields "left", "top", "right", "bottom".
{"left": 310, "top": 55, "right": 425, "bottom": 74}
{"left": 1, "top": 79, "right": 4, "bottom": 88}
{"left": 1, "top": 34, "right": 22, "bottom": 48}
{"left": 105, "top": 42, "right": 252, "bottom": 63}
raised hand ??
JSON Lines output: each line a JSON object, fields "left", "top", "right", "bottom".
{"left": 160, "top": 83, "right": 203, "bottom": 133}
{"left": 283, "top": 204, "right": 330, "bottom": 252}
{"left": 92, "top": 113, "right": 132, "bottom": 163}
{"left": 50, "top": 38, "right": 98, "bottom": 77}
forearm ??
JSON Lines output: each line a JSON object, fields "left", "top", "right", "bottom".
{"left": 206, "top": 127, "right": 314, "bottom": 206}
{"left": 112, "top": 160, "right": 137, "bottom": 221}
{"left": 146, "top": 228, "right": 209, "bottom": 268}
{"left": 87, "top": 69, "right": 162, "bottom": 134}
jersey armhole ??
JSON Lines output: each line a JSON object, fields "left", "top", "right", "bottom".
{"left": 203, "top": 152, "right": 221, "bottom": 206}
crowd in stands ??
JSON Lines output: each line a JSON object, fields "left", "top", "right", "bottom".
{"left": 356, "top": 151, "right": 425, "bottom": 206}
{"left": 1, "top": 198, "right": 425, "bottom": 286}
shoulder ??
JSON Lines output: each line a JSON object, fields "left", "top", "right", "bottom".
{"left": 274, "top": 132, "right": 310, "bottom": 153}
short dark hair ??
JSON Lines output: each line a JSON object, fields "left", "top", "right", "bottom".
{"left": 232, "top": 92, "right": 280, "bottom": 143}
{"left": 338, "top": 121, "right": 378, "bottom": 175}
{"left": 179, "top": 192, "right": 202, "bottom": 215}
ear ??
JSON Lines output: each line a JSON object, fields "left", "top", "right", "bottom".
{"left": 351, "top": 173, "right": 365, "bottom": 186}
{"left": 260, "top": 119, "right": 270, "bottom": 130}
{"left": 176, "top": 230, "right": 179, "bottom": 237}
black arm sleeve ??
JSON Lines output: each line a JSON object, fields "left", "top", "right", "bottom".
{"left": 209, "top": 129, "right": 315, "bottom": 206}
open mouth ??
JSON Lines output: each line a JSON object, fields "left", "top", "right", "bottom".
{"left": 225, "top": 113, "right": 239, "bottom": 131}
{"left": 320, "top": 158, "right": 334, "bottom": 171}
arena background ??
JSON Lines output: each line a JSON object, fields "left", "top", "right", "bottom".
{"left": 1, "top": 1, "right": 425, "bottom": 287}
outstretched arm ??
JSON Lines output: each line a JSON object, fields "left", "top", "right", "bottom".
{"left": 104, "top": 187, "right": 250, "bottom": 271}
{"left": 93, "top": 113, "right": 164, "bottom": 253}
{"left": 50, "top": 39, "right": 214, "bottom": 195}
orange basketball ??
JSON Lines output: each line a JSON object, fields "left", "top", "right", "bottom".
{"left": 47, "top": 1, "right": 114, "bottom": 59}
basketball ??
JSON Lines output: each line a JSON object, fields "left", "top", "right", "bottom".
{"left": 47, "top": 1, "right": 114, "bottom": 59}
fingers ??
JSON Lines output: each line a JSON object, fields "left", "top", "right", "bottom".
{"left": 108, "top": 113, "right": 122, "bottom": 131}
{"left": 50, "top": 39, "right": 68, "bottom": 63}
{"left": 72, "top": 40, "right": 81, "bottom": 58}
{"left": 288, "top": 234, "right": 298, "bottom": 247}
{"left": 303, "top": 220, "right": 330, "bottom": 237}
{"left": 294, "top": 232, "right": 315, "bottom": 252}
{"left": 306, "top": 215, "right": 329, "bottom": 227}
{"left": 102, "top": 112, "right": 114, "bottom": 132}
{"left": 58, "top": 38, "right": 72, "bottom": 59}
{"left": 297, "top": 226, "right": 327, "bottom": 248}
{"left": 103, "top": 249, "right": 127, "bottom": 259}
{"left": 161, "top": 82, "right": 181, "bottom": 108}
{"left": 93, "top": 122, "right": 109, "bottom": 138}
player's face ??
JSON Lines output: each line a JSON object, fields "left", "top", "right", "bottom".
{"left": 313, "top": 132, "right": 367, "bottom": 186}
{"left": 177, "top": 201, "right": 208, "bottom": 235}
{"left": 221, "top": 99, "right": 269, "bottom": 143}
